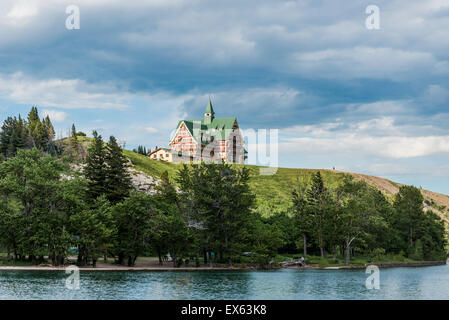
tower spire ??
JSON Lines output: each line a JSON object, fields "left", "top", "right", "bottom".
{"left": 204, "top": 98, "right": 215, "bottom": 124}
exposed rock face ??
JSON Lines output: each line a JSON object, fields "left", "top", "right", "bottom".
{"left": 128, "top": 168, "right": 158, "bottom": 195}
{"left": 68, "top": 162, "right": 159, "bottom": 195}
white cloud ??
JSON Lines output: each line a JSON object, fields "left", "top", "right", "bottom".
{"left": 290, "top": 47, "right": 444, "bottom": 81}
{"left": 280, "top": 117, "right": 449, "bottom": 159}
{"left": 6, "top": 2, "right": 38, "bottom": 19}
{"left": 42, "top": 109, "right": 68, "bottom": 122}
{"left": 282, "top": 135, "right": 449, "bottom": 159}
{"left": 0, "top": 72, "right": 131, "bottom": 110}
{"left": 143, "top": 127, "right": 159, "bottom": 134}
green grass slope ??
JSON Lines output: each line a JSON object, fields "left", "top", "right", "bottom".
{"left": 59, "top": 137, "right": 449, "bottom": 225}
{"left": 123, "top": 151, "right": 449, "bottom": 225}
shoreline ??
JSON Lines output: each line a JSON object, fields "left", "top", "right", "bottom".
{"left": 0, "top": 260, "right": 445, "bottom": 272}
{"left": 311, "top": 260, "right": 447, "bottom": 270}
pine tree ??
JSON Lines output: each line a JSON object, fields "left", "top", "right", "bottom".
{"left": 85, "top": 131, "right": 107, "bottom": 200}
{"left": 306, "top": 171, "right": 329, "bottom": 258}
{"left": 45, "top": 116, "right": 55, "bottom": 142}
{"left": 71, "top": 123, "right": 79, "bottom": 153}
{"left": 27, "top": 107, "right": 40, "bottom": 148}
{"left": 0, "top": 117, "right": 16, "bottom": 158}
{"left": 105, "top": 136, "right": 132, "bottom": 204}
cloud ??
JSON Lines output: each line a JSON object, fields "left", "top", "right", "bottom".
{"left": 6, "top": 2, "right": 38, "bottom": 19}
{"left": 282, "top": 135, "right": 449, "bottom": 159}
{"left": 0, "top": 72, "right": 132, "bottom": 109}
{"left": 290, "top": 47, "right": 445, "bottom": 81}
{"left": 41, "top": 109, "right": 68, "bottom": 122}
{"left": 280, "top": 116, "right": 449, "bottom": 159}
{"left": 143, "top": 127, "right": 160, "bottom": 134}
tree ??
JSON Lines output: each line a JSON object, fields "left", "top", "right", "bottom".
{"left": 339, "top": 178, "right": 384, "bottom": 264}
{"left": 393, "top": 186, "right": 446, "bottom": 260}
{"left": 112, "top": 192, "right": 153, "bottom": 266}
{"left": 105, "top": 136, "right": 132, "bottom": 204}
{"left": 0, "top": 107, "right": 56, "bottom": 158}
{"left": 70, "top": 196, "right": 115, "bottom": 267}
{"left": 71, "top": 123, "right": 79, "bottom": 153}
{"left": 176, "top": 162, "right": 255, "bottom": 267}
{"left": 292, "top": 178, "right": 312, "bottom": 255}
{"left": 393, "top": 186, "right": 425, "bottom": 248}
{"left": 0, "top": 148, "right": 67, "bottom": 264}
{"left": 306, "top": 171, "right": 331, "bottom": 257}
{"left": 0, "top": 116, "right": 28, "bottom": 158}
{"left": 248, "top": 215, "right": 284, "bottom": 267}
{"left": 134, "top": 145, "right": 148, "bottom": 156}
{"left": 44, "top": 116, "right": 55, "bottom": 142}
{"left": 0, "top": 202, "right": 26, "bottom": 260}
{"left": 85, "top": 131, "right": 107, "bottom": 200}
{"left": 152, "top": 208, "right": 193, "bottom": 267}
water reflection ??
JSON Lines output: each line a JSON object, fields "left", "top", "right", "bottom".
{"left": 0, "top": 265, "right": 448, "bottom": 299}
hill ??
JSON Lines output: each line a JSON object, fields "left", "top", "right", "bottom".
{"left": 124, "top": 149, "right": 449, "bottom": 226}
{"left": 62, "top": 136, "right": 449, "bottom": 227}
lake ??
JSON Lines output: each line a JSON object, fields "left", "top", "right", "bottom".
{"left": 1, "top": 264, "right": 449, "bottom": 299}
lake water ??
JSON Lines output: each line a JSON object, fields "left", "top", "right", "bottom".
{"left": 1, "top": 264, "right": 449, "bottom": 299}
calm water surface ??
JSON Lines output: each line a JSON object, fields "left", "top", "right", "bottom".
{"left": 1, "top": 264, "right": 449, "bottom": 299}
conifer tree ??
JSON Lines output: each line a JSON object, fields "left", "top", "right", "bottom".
{"left": 85, "top": 131, "right": 107, "bottom": 200}
{"left": 105, "top": 136, "right": 132, "bottom": 204}
{"left": 306, "top": 171, "right": 329, "bottom": 258}
{"left": 71, "top": 123, "right": 79, "bottom": 153}
{"left": 27, "top": 107, "right": 40, "bottom": 148}
{"left": 45, "top": 116, "right": 55, "bottom": 142}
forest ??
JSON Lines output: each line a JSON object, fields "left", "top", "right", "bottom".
{"left": 0, "top": 107, "right": 446, "bottom": 268}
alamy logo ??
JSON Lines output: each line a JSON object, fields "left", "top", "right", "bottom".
{"left": 365, "top": 265, "right": 380, "bottom": 289}
{"left": 65, "top": 265, "right": 80, "bottom": 290}
{"left": 66, "top": 5, "right": 80, "bottom": 30}
{"left": 365, "top": 5, "right": 380, "bottom": 30}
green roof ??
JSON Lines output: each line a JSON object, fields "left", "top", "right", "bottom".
{"left": 173, "top": 117, "right": 237, "bottom": 142}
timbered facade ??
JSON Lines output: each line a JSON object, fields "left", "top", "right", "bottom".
{"left": 167, "top": 100, "right": 247, "bottom": 163}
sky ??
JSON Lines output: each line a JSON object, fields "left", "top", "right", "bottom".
{"left": 0, "top": 0, "right": 449, "bottom": 194}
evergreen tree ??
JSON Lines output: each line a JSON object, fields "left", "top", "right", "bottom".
{"left": 393, "top": 185, "right": 425, "bottom": 248}
{"left": 0, "top": 117, "right": 15, "bottom": 157}
{"left": 85, "top": 131, "right": 107, "bottom": 200}
{"left": 71, "top": 123, "right": 79, "bottom": 154}
{"left": 176, "top": 162, "right": 255, "bottom": 267}
{"left": 292, "top": 179, "right": 312, "bottom": 256}
{"left": 306, "top": 171, "right": 330, "bottom": 257}
{"left": 44, "top": 116, "right": 55, "bottom": 142}
{"left": 27, "top": 107, "right": 41, "bottom": 148}
{"left": 112, "top": 191, "right": 154, "bottom": 266}
{"left": 105, "top": 136, "right": 132, "bottom": 204}
{"left": 70, "top": 195, "right": 115, "bottom": 267}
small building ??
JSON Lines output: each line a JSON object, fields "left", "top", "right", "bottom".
{"left": 168, "top": 99, "right": 247, "bottom": 163}
{"left": 148, "top": 147, "right": 172, "bottom": 162}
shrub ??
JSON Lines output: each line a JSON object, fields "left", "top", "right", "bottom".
{"left": 370, "top": 248, "right": 386, "bottom": 261}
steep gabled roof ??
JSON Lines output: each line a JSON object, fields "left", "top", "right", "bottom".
{"left": 172, "top": 117, "right": 237, "bottom": 142}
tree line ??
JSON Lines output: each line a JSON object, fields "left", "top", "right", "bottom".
{"left": 0, "top": 107, "right": 56, "bottom": 159}
{"left": 289, "top": 171, "right": 446, "bottom": 263}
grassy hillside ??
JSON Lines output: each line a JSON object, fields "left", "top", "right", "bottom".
{"left": 124, "top": 150, "right": 449, "bottom": 225}
{"left": 62, "top": 136, "right": 449, "bottom": 226}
